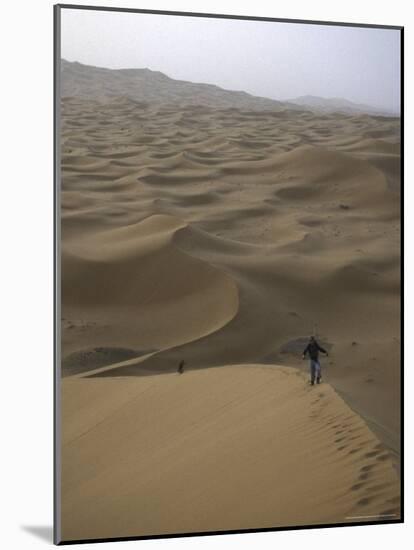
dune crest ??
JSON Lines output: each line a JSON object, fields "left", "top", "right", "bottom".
{"left": 62, "top": 214, "right": 239, "bottom": 375}
{"left": 61, "top": 366, "right": 400, "bottom": 540}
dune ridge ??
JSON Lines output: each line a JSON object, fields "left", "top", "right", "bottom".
{"left": 62, "top": 214, "right": 239, "bottom": 376}
{"left": 61, "top": 366, "right": 400, "bottom": 540}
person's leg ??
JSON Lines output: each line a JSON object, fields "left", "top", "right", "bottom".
{"left": 316, "top": 361, "right": 321, "bottom": 383}
{"left": 310, "top": 360, "right": 316, "bottom": 385}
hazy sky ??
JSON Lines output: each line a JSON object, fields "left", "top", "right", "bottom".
{"left": 61, "top": 8, "right": 401, "bottom": 113}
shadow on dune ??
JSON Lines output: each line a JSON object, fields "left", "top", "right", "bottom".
{"left": 62, "top": 347, "right": 155, "bottom": 377}
{"left": 85, "top": 354, "right": 182, "bottom": 378}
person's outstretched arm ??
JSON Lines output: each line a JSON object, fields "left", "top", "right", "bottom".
{"left": 302, "top": 345, "right": 309, "bottom": 359}
{"left": 317, "top": 343, "right": 328, "bottom": 355}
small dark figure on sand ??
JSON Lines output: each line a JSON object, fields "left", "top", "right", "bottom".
{"left": 302, "top": 336, "right": 328, "bottom": 385}
{"left": 178, "top": 360, "right": 185, "bottom": 375}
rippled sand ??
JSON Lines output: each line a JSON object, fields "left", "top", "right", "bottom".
{"left": 59, "top": 93, "right": 401, "bottom": 541}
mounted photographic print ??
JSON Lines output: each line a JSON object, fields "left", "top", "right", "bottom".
{"left": 54, "top": 4, "right": 403, "bottom": 544}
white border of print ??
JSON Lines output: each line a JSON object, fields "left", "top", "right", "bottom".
{"left": 1, "top": 0, "right": 411, "bottom": 549}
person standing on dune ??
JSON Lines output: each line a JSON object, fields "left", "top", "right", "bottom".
{"left": 302, "top": 336, "right": 328, "bottom": 385}
{"left": 177, "top": 360, "right": 185, "bottom": 375}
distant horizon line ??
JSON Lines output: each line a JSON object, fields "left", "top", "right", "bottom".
{"left": 61, "top": 57, "right": 399, "bottom": 115}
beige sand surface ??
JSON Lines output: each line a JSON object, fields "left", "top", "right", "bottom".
{"left": 61, "top": 366, "right": 400, "bottom": 540}
{"left": 60, "top": 66, "right": 401, "bottom": 539}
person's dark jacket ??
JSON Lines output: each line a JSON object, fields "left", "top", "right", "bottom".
{"left": 303, "top": 340, "right": 327, "bottom": 361}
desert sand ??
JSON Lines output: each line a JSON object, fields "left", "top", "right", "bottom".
{"left": 59, "top": 62, "right": 401, "bottom": 540}
{"left": 61, "top": 366, "right": 399, "bottom": 540}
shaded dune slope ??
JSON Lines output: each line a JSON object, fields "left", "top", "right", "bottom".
{"left": 62, "top": 214, "right": 238, "bottom": 376}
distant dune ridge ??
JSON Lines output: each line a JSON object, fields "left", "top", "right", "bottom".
{"left": 59, "top": 60, "right": 401, "bottom": 540}
{"left": 61, "top": 59, "right": 287, "bottom": 111}
{"left": 288, "top": 95, "right": 398, "bottom": 117}
{"left": 61, "top": 59, "right": 396, "bottom": 116}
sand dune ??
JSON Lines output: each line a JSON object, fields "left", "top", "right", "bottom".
{"left": 61, "top": 366, "right": 400, "bottom": 540}
{"left": 62, "top": 214, "right": 238, "bottom": 375}
{"left": 59, "top": 64, "right": 401, "bottom": 540}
